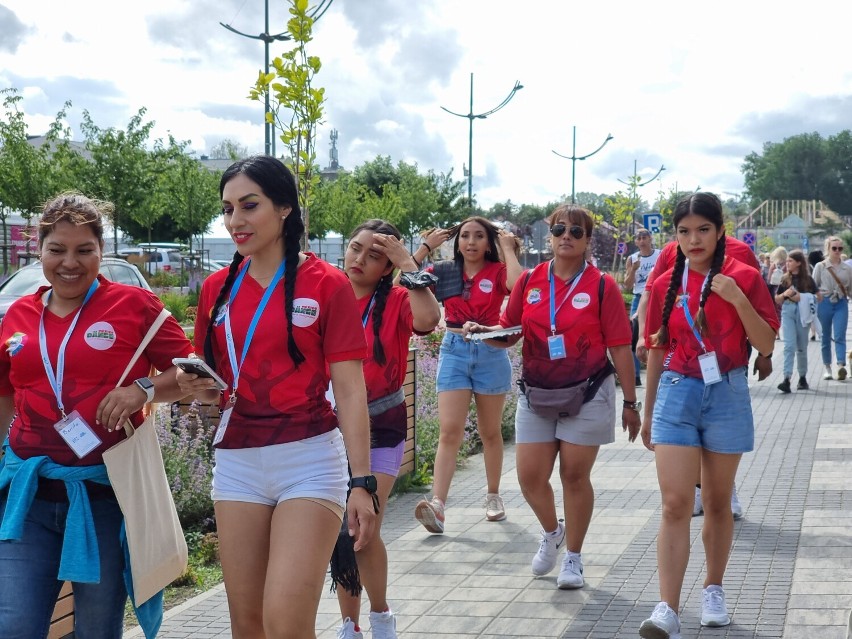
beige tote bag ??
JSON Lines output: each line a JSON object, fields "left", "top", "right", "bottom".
{"left": 102, "top": 308, "right": 188, "bottom": 606}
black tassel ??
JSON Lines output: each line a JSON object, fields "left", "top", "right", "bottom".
{"left": 329, "top": 511, "right": 362, "bottom": 596}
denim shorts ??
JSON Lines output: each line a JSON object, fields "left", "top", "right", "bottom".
{"left": 515, "top": 375, "right": 616, "bottom": 446}
{"left": 650, "top": 367, "right": 754, "bottom": 453}
{"left": 212, "top": 428, "right": 348, "bottom": 517}
{"left": 435, "top": 331, "right": 512, "bottom": 394}
{"left": 371, "top": 440, "right": 405, "bottom": 477}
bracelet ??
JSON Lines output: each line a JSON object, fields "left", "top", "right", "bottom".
{"left": 399, "top": 270, "right": 438, "bottom": 290}
{"left": 421, "top": 242, "right": 432, "bottom": 254}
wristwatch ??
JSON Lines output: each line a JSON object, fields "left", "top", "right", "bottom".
{"left": 349, "top": 475, "right": 378, "bottom": 494}
{"left": 134, "top": 377, "right": 155, "bottom": 403}
{"left": 623, "top": 399, "right": 642, "bottom": 412}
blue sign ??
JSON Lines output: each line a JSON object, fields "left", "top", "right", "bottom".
{"left": 643, "top": 213, "right": 663, "bottom": 234}
{"left": 802, "top": 236, "right": 809, "bottom": 252}
{"left": 742, "top": 232, "right": 756, "bottom": 246}
{"left": 617, "top": 242, "right": 627, "bottom": 255}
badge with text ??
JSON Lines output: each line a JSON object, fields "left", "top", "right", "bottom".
{"left": 213, "top": 406, "right": 233, "bottom": 445}
{"left": 698, "top": 352, "right": 723, "bottom": 385}
{"left": 547, "top": 334, "right": 567, "bottom": 360}
{"left": 54, "top": 410, "right": 102, "bottom": 458}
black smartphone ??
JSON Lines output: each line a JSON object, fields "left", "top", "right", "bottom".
{"left": 171, "top": 358, "right": 228, "bottom": 391}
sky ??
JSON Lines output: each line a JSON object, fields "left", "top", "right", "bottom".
{"left": 2, "top": 0, "right": 851, "bottom": 222}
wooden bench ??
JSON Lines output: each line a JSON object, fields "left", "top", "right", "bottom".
{"left": 49, "top": 582, "right": 74, "bottom": 638}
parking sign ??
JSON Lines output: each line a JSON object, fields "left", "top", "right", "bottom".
{"left": 643, "top": 213, "right": 662, "bottom": 234}
{"left": 742, "top": 232, "right": 756, "bottom": 246}
{"left": 617, "top": 242, "right": 627, "bottom": 255}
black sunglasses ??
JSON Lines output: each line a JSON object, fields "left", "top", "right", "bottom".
{"left": 462, "top": 278, "right": 474, "bottom": 300}
{"left": 551, "top": 223, "right": 585, "bottom": 239}
{"left": 831, "top": 246, "right": 844, "bottom": 252}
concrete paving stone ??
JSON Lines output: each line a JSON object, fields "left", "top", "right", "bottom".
{"left": 483, "top": 615, "right": 570, "bottom": 635}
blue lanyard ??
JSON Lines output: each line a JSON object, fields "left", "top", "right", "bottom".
{"left": 361, "top": 291, "right": 377, "bottom": 329}
{"left": 224, "top": 259, "right": 286, "bottom": 396}
{"left": 38, "top": 279, "right": 100, "bottom": 417}
{"left": 549, "top": 260, "right": 586, "bottom": 335}
{"left": 680, "top": 260, "right": 710, "bottom": 352}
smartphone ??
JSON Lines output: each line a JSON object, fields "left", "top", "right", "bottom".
{"left": 172, "top": 357, "right": 228, "bottom": 391}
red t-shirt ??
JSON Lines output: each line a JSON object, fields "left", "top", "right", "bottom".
{"left": 195, "top": 254, "right": 368, "bottom": 448}
{"left": 359, "top": 285, "right": 428, "bottom": 447}
{"left": 645, "top": 236, "right": 760, "bottom": 291}
{"left": 436, "top": 261, "right": 509, "bottom": 325}
{"left": 501, "top": 262, "right": 632, "bottom": 388}
{"left": 645, "top": 257, "right": 780, "bottom": 377}
{"left": 0, "top": 276, "right": 194, "bottom": 465}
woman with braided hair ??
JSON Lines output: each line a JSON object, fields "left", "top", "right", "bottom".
{"left": 176, "top": 155, "right": 377, "bottom": 637}
{"left": 638, "top": 192, "right": 778, "bottom": 638}
{"left": 333, "top": 219, "right": 440, "bottom": 639}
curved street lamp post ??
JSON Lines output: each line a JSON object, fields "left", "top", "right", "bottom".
{"left": 618, "top": 159, "right": 666, "bottom": 235}
{"left": 441, "top": 73, "right": 523, "bottom": 210}
{"left": 220, "top": 0, "right": 334, "bottom": 157}
{"left": 552, "top": 126, "right": 613, "bottom": 203}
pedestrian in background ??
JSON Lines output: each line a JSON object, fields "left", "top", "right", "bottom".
{"left": 774, "top": 250, "right": 819, "bottom": 393}
{"left": 812, "top": 236, "right": 852, "bottom": 380}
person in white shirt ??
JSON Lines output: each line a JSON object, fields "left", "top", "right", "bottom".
{"left": 624, "top": 229, "right": 661, "bottom": 386}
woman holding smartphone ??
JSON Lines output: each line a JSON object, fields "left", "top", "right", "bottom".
{"left": 176, "top": 155, "right": 376, "bottom": 638}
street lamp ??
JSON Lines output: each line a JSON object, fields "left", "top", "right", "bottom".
{"left": 552, "top": 127, "right": 613, "bottom": 203}
{"left": 220, "top": 0, "right": 334, "bottom": 157}
{"left": 441, "top": 73, "right": 523, "bottom": 210}
{"left": 618, "top": 159, "right": 666, "bottom": 234}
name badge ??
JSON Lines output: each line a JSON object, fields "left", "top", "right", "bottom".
{"left": 547, "top": 334, "right": 567, "bottom": 360}
{"left": 698, "top": 352, "right": 723, "bottom": 385}
{"left": 213, "top": 406, "right": 233, "bottom": 446}
{"left": 54, "top": 410, "right": 102, "bottom": 458}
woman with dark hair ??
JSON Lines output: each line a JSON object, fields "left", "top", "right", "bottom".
{"left": 812, "top": 236, "right": 852, "bottom": 380}
{"left": 639, "top": 192, "right": 777, "bottom": 637}
{"left": 333, "top": 219, "right": 440, "bottom": 639}
{"left": 0, "top": 192, "right": 194, "bottom": 638}
{"left": 411, "top": 217, "right": 522, "bottom": 532}
{"left": 176, "top": 155, "right": 377, "bottom": 637}
{"left": 774, "top": 250, "right": 819, "bottom": 393}
{"left": 465, "top": 204, "right": 639, "bottom": 590}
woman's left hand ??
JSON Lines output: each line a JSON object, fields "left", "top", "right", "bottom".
{"left": 96, "top": 386, "right": 147, "bottom": 433}
{"left": 710, "top": 273, "right": 745, "bottom": 304}
{"left": 346, "top": 487, "right": 378, "bottom": 552}
{"left": 622, "top": 407, "right": 641, "bottom": 443}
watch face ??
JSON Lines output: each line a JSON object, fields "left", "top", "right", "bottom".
{"left": 136, "top": 378, "right": 154, "bottom": 390}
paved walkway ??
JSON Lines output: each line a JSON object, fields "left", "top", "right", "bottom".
{"left": 127, "top": 335, "right": 852, "bottom": 638}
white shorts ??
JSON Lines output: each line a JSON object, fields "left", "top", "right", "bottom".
{"left": 211, "top": 428, "right": 349, "bottom": 513}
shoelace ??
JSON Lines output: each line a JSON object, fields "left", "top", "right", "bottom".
{"left": 704, "top": 589, "right": 725, "bottom": 613}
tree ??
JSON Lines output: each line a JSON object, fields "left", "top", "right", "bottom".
{"left": 209, "top": 139, "right": 248, "bottom": 161}
{"left": 252, "top": 0, "right": 326, "bottom": 246}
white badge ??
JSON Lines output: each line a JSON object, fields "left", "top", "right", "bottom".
{"left": 547, "top": 334, "right": 567, "bottom": 360}
{"left": 698, "top": 352, "right": 723, "bottom": 385}
{"left": 54, "top": 410, "right": 102, "bottom": 458}
{"left": 213, "top": 406, "right": 233, "bottom": 446}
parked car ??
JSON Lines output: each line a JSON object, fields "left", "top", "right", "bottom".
{"left": 0, "top": 258, "right": 151, "bottom": 320}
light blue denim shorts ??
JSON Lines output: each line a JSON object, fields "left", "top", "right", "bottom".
{"left": 435, "top": 331, "right": 512, "bottom": 394}
{"left": 650, "top": 367, "right": 754, "bottom": 454}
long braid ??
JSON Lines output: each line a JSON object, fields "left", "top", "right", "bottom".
{"left": 652, "top": 247, "right": 686, "bottom": 346}
{"left": 694, "top": 235, "right": 726, "bottom": 335}
{"left": 282, "top": 213, "right": 306, "bottom": 367}
{"left": 203, "top": 250, "right": 245, "bottom": 368}
{"left": 370, "top": 273, "right": 395, "bottom": 366}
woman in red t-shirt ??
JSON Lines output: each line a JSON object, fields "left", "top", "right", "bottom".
{"left": 639, "top": 193, "right": 778, "bottom": 637}
{"left": 177, "top": 156, "right": 377, "bottom": 636}
{"left": 410, "top": 217, "right": 522, "bottom": 533}
{"left": 333, "top": 219, "right": 440, "bottom": 638}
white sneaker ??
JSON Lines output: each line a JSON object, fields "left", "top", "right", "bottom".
{"left": 731, "top": 486, "right": 743, "bottom": 520}
{"left": 692, "top": 486, "right": 703, "bottom": 517}
{"left": 531, "top": 521, "right": 565, "bottom": 576}
{"left": 824, "top": 364, "right": 833, "bottom": 380}
{"left": 556, "top": 552, "right": 584, "bottom": 589}
{"left": 414, "top": 497, "right": 445, "bottom": 534}
{"left": 369, "top": 609, "right": 398, "bottom": 639}
{"left": 484, "top": 493, "right": 506, "bottom": 521}
{"left": 639, "top": 602, "right": 681, "bottom": 638}
{"left": 337, "top": 617, "right": 364, "bottom": 639}
{"left": 701, "top": 585, "right": 731, "bottom": 627}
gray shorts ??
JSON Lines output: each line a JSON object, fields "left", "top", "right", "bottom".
{"left": 515, "top": 376, "right": 616, "bottom": 446}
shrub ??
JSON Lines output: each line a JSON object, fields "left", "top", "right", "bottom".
{"left": 159, "top": 291, "right": 192, "bottom": 324}
{"left": 149, "top": 271, "right": 182, "bottom": 288}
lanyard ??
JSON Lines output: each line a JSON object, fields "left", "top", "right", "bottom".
{"left": 549, "top": 260, "right": 586, "bottom": 335}
{"left": 680, "top": 259, "right": 710, "bottom": 352}
{"left": 224, "top": 259, "right": 286, "bottom": 396}
{"left": 39, "top": 279, "right": 100, "bottom": 417}
{"left": 361, "top": 291, "right": 377, "bottom": 329}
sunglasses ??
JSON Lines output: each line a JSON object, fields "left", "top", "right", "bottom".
{"left": 551, "top": 224, "right": 585, "bottom": 239}
{"left": 831, "top": 246, "right": 844, "bottom": 252}
{"left": 462, "top": 278, "right": 474, "bottom": 301}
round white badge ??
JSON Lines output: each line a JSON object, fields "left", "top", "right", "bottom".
{"left": 478, "top": 279, "right": 494, "bottom": 294}
{"left": 527, "top": 289, "right": 541, "bottom": 304}
{"left": 84, "top": 321, "right": 117, "bottom": 350}
{"left": 571, "top": 293, "right": 591, "bottom": 309}
{"left": 291, "top": 297, "right": 321, "bottom": 327}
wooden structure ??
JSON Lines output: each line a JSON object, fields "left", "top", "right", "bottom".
{"left": 49, "top": 582, "right": 74, "bottom": 638}
{"left": 736, "top": 199, "right": 847, "bottom": 231}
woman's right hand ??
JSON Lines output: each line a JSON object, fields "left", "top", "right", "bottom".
{"left": 640, "top": 413, "right": 654, "bottom": 451}
{"left": 423, "top": 228, "right": 450, "bottom": 252}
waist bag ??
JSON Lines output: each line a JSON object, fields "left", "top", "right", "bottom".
{"left": 518, "top": 359, "right": 615, "bottom": 419}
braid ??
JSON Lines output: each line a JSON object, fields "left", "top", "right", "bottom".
{"left": 282, "top": 213, "right": 306, "bottom": 367}
{"left": 370, "top": 274, "right": 395, "bottom": 366}
{"left": 652, "top": 247, "right": 686, "bottom": 346}
{"left": 694, "top": 235, "right": 726, "bottom": 335}
{"left": 204, "top": 251, "right": 245, "bottom": 368}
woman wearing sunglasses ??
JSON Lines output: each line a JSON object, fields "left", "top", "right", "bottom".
{"left": 465, "top": 204, "right": 639, "bottom": 589}
{"left": 410, "top": 217, "right": 522, "bottom": 533}
{"left": 812, "top": 236, "right": 852, "bottom": 380}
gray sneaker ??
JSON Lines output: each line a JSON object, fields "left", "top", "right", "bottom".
{"left": 640, "top": 602, "right": 681, "bottom": 638}
{"left": 701, "top": 585, "right": 731, "bottom": 627}
{"left": 692, "top": 486, "right": 703, "bottom": 517}
{"left": 731, "top": 486, "right": 743, "bottom": 520}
